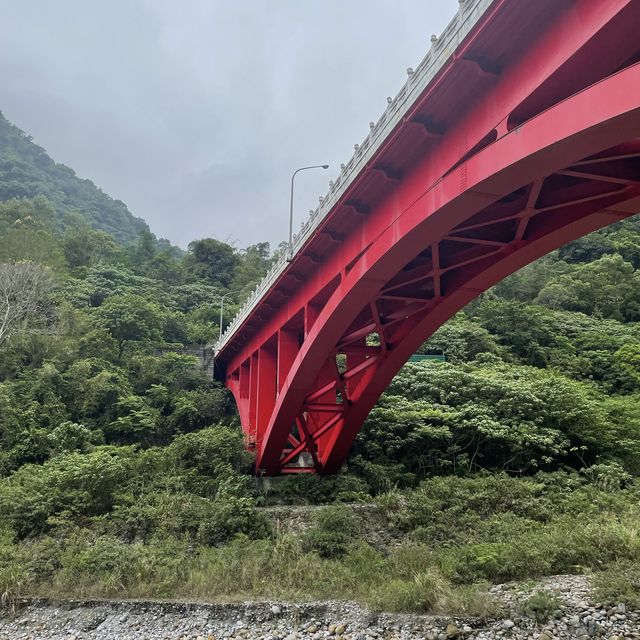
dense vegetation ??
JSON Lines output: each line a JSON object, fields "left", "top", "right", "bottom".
{"left": 0, "top": 111, "right": 149, "bottom": 244}
{"left": 1, "top": 113, "right": 640, "bottom": 613}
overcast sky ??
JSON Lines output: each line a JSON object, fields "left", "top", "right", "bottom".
{"left": 0, "top": 0, "right": 459, "bottom": 250}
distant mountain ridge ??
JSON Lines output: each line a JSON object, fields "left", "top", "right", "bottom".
{"left": 0, "top": 110, "right": 149, "bottom": 244}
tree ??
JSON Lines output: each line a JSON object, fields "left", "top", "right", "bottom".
{"left": 184, "top": 238, "right": 240, "bottom": 287}
{"left": 614, "top": 342, "right": 640, "bottom": 390}
{"left": 354, "top": 360, "right": 609, "bottom": 477}
{"left": 0, "top": 261, "right": 53, "bottom": 349}
{"left": 420, "top": 314, "right": 499, "bottom": 363}
{"left": 535, "top": 254, "right": 640, "bottom": 321}
{"left": 472, "top": 299, "right": 571, "bottom": 367}
{"left": 130, "top": 229, "right": 157, "bottom": 267}
{"left": 62, "top": 215, "right": 118, "bottom": 268}
{"left": 231, "top": 242, "right": 273, "bottom": 294}
{"left": 559, "top": 233, "right": 615, "bottom": 264}
{"left": 93, "top": 293, "right": 164, "bottom": 359}
{"left": 0, "top": 198, "right": 66, "bottom": 268}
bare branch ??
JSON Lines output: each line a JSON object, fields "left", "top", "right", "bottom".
{"left": 0, "top": 261, "right": 54, "bottom": 348}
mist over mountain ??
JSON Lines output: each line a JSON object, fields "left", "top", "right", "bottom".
{"left": 0, "top": 111, "right": 149, "bottom": 244}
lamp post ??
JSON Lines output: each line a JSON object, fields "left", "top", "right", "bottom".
{"left": 288, "top": 164, "right": 329, "bottom": 260}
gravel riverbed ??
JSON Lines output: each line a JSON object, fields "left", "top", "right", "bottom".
{"left": 1, "top": 575, "right": 638, "bottom": 640}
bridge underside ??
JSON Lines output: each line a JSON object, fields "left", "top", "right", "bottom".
{"left": 217, "top": 0, "right": 640, "bottom": 475}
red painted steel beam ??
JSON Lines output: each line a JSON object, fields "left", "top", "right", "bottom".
{"left": 218, "top": 0, "right": 640, "bottom": 474}
{"left": 257, "top": 62, "right": 640, "bottom": 473}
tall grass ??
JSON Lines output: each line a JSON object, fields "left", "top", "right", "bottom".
{"left": 1, "top": 476, "right": 639, "bottom": 615}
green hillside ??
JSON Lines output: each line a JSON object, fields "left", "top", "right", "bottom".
{"left": 0, "top": 111, "right": 148, "bottom": 244}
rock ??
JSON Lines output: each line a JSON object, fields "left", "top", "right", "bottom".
{"left": 445, "top": 624, "right": 461, "bottom": 638}
{"left": 0, "top": 573, "right": 635, "bottom": 640}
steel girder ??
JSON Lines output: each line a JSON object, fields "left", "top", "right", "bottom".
{"left": 217, "top": 0, "right": 640, "bottom": 475}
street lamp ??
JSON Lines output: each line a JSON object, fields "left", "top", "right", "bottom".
{"left": 288, "top": 164, "right": 329, "bottom": 260}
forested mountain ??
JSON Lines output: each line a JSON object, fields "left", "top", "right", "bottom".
{"left": 0, "top": 115, "right": 639, "bottom": 613}
{"left": 0, "top": 111, "right": 148, "bottom": 244}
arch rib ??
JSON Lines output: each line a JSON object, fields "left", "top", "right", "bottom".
{"left": 257, "top": 62, "right": 640, "bottom": 474}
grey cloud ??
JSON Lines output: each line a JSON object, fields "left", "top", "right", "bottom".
{"left": 0, "top": 0, "right": 458, "bottom": 249}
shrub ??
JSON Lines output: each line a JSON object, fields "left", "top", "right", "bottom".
{"left": 435, "top": 514, "right": 640, "bottom": 584}
{"left": 196, "top": 496, "right": 271, "bottom": 546}
{"left": 369, "top": 568, "right": 454, "bottom": 613}
{"left": 581, "top": 462, "right": 632, "bottom": 491}
{"left": 374, "top": 489, "right": 405, "bottom": 518}
{"left": 520, "top": 590, "right": 565, "bottom": 622}
{"left": 111, "top": 491, "right": 271, "bottom": 545}
{"left": 302, "top": 505, "right": 361, "bottom": 559}
{"left": 0, "top": 447, "right": 133, "bottom": 538}
{"left": 592, "top": 561, "right": 640, "bottom": 609}
{"left": 0, "top": 534, "right": 27, "bottom": 614}
{"left": 50, "top": 532, "right": 189, "bottom": 598}
{"left": 401, "top": 474, "right": 561, "bottom": 547}
{"left": 167, "top": 425, "right": 253, "bottom": 495}
{"left": 260, "top": 473, "right": 371, "bottom": 506}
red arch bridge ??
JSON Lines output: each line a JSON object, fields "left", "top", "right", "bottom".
{"left": 214, "top": 0, "right": 640, "bottom": 475}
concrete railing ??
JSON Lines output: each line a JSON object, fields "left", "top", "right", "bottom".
{"left": 215, "top": 0, "right": 493, "bottom": 354}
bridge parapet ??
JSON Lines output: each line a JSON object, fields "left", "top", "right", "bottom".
{"left": 215, "top": 0, "right": 494, "bottom": 354}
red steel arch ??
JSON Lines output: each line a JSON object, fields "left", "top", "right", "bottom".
{"left": 215, "top": 0, "right": 640, "bottom": 475}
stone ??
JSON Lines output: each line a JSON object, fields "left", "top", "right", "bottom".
{"left": 335, "top": 624, "right": 346, "bottom": 635}
{"left": 445, "top": 624, "right": 461, "bottom": 638}
{"left": 503, "top": 619, "right": 515, "bottom": 629}
{"left": 270, "top": 605, "right": 282, "bottom": 616}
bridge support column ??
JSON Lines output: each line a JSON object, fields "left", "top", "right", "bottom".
{"left": 277, "top": 329, "right": 298, "bottom": 392}
{"left": 256, "top": 343, "right": 277, "bottom": 445}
